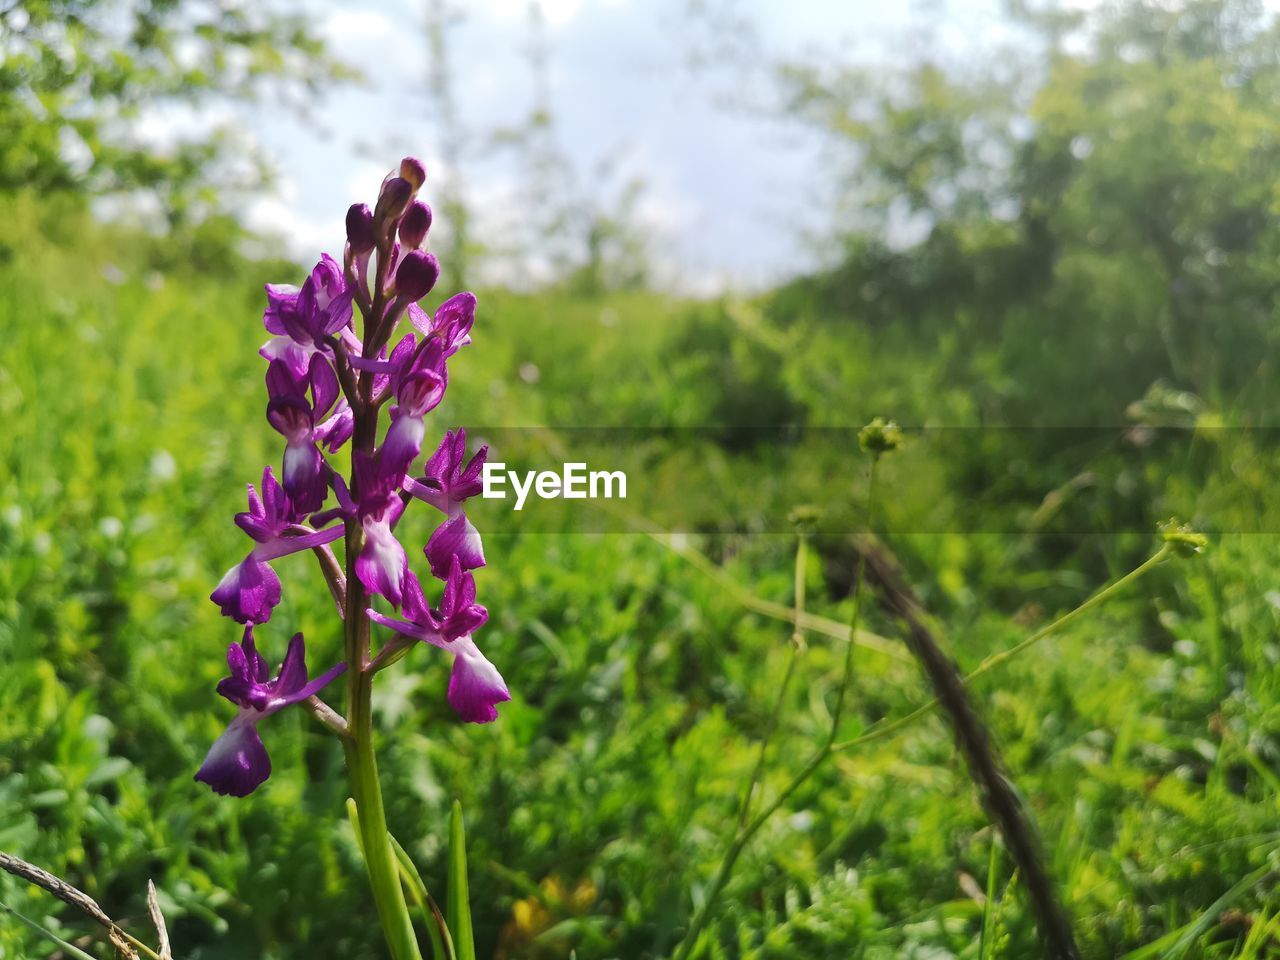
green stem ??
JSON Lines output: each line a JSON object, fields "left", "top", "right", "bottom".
{"left": 344, "top": 663, "right": 422, "bottom": 960}
{"left": 343, "top": 398, "right": 422, "bottom": 960}
{"left": 735, "top": 533, "right": 807, "bottom": 829}
{"left": 832, "top": 543, "right": 1173, "bottom": 752}
{"left": 672, "top": 462, "right": 879, "bottom": 960}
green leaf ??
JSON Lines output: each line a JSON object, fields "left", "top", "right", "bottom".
{"left": 979, "top": 835, "right": 999, "bottom": 960}
{"left": 389, "top": 831, "right": 454, "bottom": 960}
{"left": 0, "top": 899, "right": 101, "bottom": 960}
{"left": 447, "top": 799, "right": 476, "bottom": 960}
{"left": 1117, "top": 861, "right": 1273, "bottom": 960}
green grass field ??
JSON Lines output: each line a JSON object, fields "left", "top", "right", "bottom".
{"left": 2, "top": 190, "right": 1280, "bottom": 960}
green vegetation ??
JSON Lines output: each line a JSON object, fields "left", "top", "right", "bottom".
{"left": 5, "top": 0, "right": 1280, "bottom": 957}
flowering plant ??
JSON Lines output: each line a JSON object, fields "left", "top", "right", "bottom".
{"left": 197, "top": 157, "right": 506, "bottom": 959}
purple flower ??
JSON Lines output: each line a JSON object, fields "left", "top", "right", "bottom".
{"left": 381, "top": 337, "right": 448, "bottom": 473}
{"left": 266, "top": 356, "right": 343, "bottom": 514}
{"left": 409, "top": 291, "right": 476, "bottom": 359}
{"left": 405, "top": 428, "right": 486, "bottom": 577}
{"left": 406, "top": 428, "right": 486, "bottom": 510}
{"left": 196, "top": 629, "right": 346, "bottom": 797}
{"left": 368, "top": 562, "right": 508, "bottom": 723}
{"left": 210, "top": 468, "right": 344, "bottom": 624}
{"left": 260, "top": 255, "right": 357, "bottom": 378}
{"left": 332, "top": 452, "right": 410, "bottom": 607}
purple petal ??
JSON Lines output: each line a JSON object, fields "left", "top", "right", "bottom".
{"left": 321, "top": 287, "right": 355, "bottom": 335}
{"left": 287, "top": 659, "right": 347, "bottom": 706}
{"left": 397, "top": 370, "right": 446, "bottom": 418}
{"left": 316, "top": 402, "right": 354, "bottom": 452}
{"left": 407, "top": 302, "right": 432, "bottom": 336}
{"left": 382, "top": 411, "right": 425, "bottom": 475}
{"left": 425, "top": 513, "right": 486, "bottom": 579}
{"left": 226, "top": 638, "right": 251, "bottom": 683}
{"left": 368, "top": 607, "right": 437, "bottom": 643}
{"left": 281, "top": 441, "right": 328, "bottom": 514}
{"left": 433, "top": 557, "right": 488, "bottom": 641}
{"left": 434, "top": 292, "right": 476, "bottom": 357}
{"left": 421, "top": 429, "right": 458, "bottom": 482}
{"left": 254, "top": 523, "right": 344, "bottom": 563}
{"left": 267, "top": 394, "right": 313, "bottom": 442}
{"left": 404, "top": 475, "right": 450, "bottom": 514}
{"left": 454, "top": 444, "right": 488, "bottom": 499}
{"left": 401, "top": 568, "right": 432, "bottom": 623}
{"left": 266, "top": 359, "right": 307, "bottom": 402}
{"left": 195, "top": 713, "right": 272, "bottom": 797}
{"left": 259, "top": 336, "right": 312, "bottom": 378}
{"left": 388, "top": 332, "right": 417, "bottom": 370}
{"left": 211, "top": 557, "right": 281, "bottom": 625}
{"left": 308, "top": 355, "right": 340, "bottom": 420}
{"left": 263, "top": 284, "right": 301, "bottom": 336}
{"left": 348, "top": 354, "right": 396, "bottom": 375}
{"left": 446, "top": 637, "right": 509, "bottom": 724}
{"left": 273, "top": 632, "right": 309, "bottom": 700}
{"left": 356, "top": 523, "right": 408, "bottom": 607}
{"left": 243, "top": 627, "right": 270, "bottom": 682}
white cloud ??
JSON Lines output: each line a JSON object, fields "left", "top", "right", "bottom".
{"left": 245, "top": 195, "right": 345, "bottom": 262}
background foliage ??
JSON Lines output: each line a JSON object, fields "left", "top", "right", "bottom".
{"left": 4, "top": 0, "right": 1280, "bottom": 957}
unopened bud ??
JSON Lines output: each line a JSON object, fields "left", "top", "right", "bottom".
{"left": 1158, "top": 518, "right": 1208, "bottom": 558}
{"left": 400, "top": 156, "right": 427, "bottom": 190}
{"left": 395, "top": 250, "right": 440, "bottom": 302}
{"left": 788, "top": 504, "right": 822, "bottom": 534}
{"left": 374, "top": 177, "right": 413, "bottom": 227}
{"left": 858, "top": 417, "right": 903, "bottom": 456}
{"left": 345, "top": 203, "right": 375, "bottom": 254}
{"left": 399, "top": 201, "right": 433, "bottom": 249}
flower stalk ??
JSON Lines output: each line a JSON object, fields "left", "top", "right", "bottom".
{"left": 672, "top": 457, "right": 880, "bottom": 960}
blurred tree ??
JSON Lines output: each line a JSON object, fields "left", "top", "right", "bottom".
{"left": 772, "top": 0, "right": 1280, "bottom": 424}
{"left": 484, "top": 0, "right": 651, "bottom": 294}
{"left": 0, "top": 0, "right": 351, "bottom": 225}
{"left": 425, "top": 0, "right": 473, "bottom": 289}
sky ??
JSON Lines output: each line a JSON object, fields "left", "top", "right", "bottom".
{"left": 231, "top": 0, "right": 1026, "bottom": 294}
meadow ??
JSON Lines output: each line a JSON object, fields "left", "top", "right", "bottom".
{"left": 3, "top": 159, "right": 1280, "bottom": 960}
{"left": 8, "top": 2, "right": 1280, "bottom": 954}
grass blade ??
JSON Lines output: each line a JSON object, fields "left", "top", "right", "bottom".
{"left": 389, "top": 832, "right": 455, "bottom": 960}
{"left": 980, "top": 835, "right": 999, "bottom": 959}
{"left": 447, "top": 800, "right": 476, "bottom": 960}
{"left": 1117, "top": 860, "right": 1272, "bottom": 960}
{"left": 0, "top": 898, "right": 102, "bottom": 960}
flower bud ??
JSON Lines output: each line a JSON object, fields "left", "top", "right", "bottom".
{"left": 400, "top": 157, "right": 427, "bottom": 190}
{"left": 1157, "top": 518, "right": 1208, "bottom": 558}
{"left": 374, "top": 177, "right": 413, "bottom": 227}
{"left": 396, "top": 250, "right": 440, "bottom": 302}
{"left": 399, "top": 201, "right": 433, "bottom": 249}
{"left": 858, "top": 417, "right": 903, "bottom": 456}
{"left": 345, "top": 203, "right": 375, "bottom": 254}
{"left": 787, "top": 504, "right": 822, "bottom": 534}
